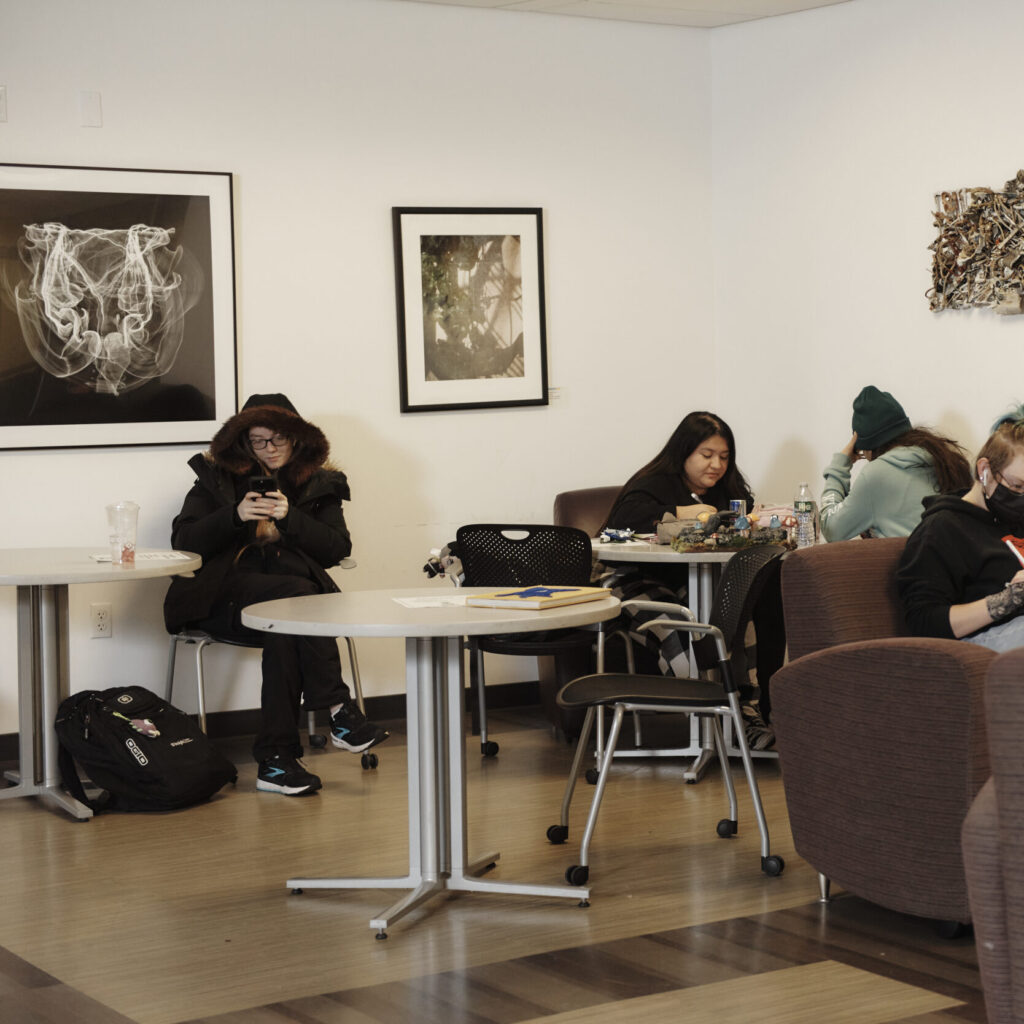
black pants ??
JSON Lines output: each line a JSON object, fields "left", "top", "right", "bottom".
{"left": 190, "top": 571, "right": 349, "bottom": 762}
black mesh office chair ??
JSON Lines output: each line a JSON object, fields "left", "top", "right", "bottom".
{"left": 456, "top": 523, "right": 601, "bottom": 755}
{"left": 547, "top": 543, "right": 787, "bottom": 886}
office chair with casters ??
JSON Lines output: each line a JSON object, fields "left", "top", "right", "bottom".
{"left": 455, "top": 523, "right": 602, "bottom": 755}
{"left": 547, "top": 543, "right": 787, "bottom": 887}
{"left": 164, "top": 631, "right": 376, "bottom": 769}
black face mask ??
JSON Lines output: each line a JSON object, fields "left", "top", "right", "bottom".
{"left": 987, "top": 480, "right": 1024, "bottom": 532}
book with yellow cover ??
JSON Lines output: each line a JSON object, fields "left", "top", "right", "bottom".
{"left": 465, "top": 585, "right": 609, "bottom": 610}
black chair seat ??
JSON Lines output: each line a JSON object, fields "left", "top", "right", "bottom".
{"left": 558, "top": 672, "right": 728, "bottom": 711}
{"left": 478, "top": 628, "right": 594, "bottom": 657}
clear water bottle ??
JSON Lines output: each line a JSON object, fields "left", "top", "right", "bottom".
{"left": 794, "top": 482, "right": 816, "bottom": 548}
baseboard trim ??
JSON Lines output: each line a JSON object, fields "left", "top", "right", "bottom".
{"left": 0, "top": 681, "right": 542, "bottom": 759}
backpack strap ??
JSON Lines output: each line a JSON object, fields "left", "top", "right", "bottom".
{"left": 57, "top": 744, "right": 111, "bottom": 813}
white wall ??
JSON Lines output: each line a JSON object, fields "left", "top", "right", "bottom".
{"left": 711, "top": 0, "right": 1024, "bottom": 499}
{"left": 0, "top": 0, "right": 714, "bottom": 728}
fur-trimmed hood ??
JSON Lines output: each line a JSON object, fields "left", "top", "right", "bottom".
{"left": 207, "top": 393, "right": 334, "bottom": 489}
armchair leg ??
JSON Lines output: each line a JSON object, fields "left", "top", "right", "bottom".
{"left": 818, "top": 873, "right": 831, "bottom": 903}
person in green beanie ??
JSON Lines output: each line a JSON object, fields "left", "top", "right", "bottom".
{"left": 819, "top": 385, "right": 972, "bottom": 541}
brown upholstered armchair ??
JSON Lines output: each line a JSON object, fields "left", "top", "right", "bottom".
{"left": 963, "top": 648, "right": 1024, "bottom": 1024}
{"left": 553, "top": 485, "right": 621, "bottom": 538}
{"left": 772, "top": 538, "right": 994, "bottom": 925}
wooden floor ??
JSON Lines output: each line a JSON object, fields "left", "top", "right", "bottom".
{"left": 0, "top": 708, "right": 987, "bottom": 1024}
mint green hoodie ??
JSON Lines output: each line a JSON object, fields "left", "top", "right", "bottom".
{"left": 820, "top": 446, "right": 938, "bottom": 541}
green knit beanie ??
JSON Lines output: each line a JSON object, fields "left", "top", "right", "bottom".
{"left": 851, "top": 386, "right": 911, "bottom": 450}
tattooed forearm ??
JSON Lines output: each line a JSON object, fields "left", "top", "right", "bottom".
{"left": 986, "top": 581, "right": 1024, "bottom": 622}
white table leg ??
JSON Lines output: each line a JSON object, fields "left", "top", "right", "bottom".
{"left": 287, "top": 636, "right": 432, "bottom": 936}
{"left": 1, "top": 585, "right": 92, "bottom": 820}
{"left": 444, "top": 636, "right": 590, "bottom": 902}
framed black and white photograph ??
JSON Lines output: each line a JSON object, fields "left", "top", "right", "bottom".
{"left": 0, "top": 163, "right": 237, "bottom": 450}
{"left": 393, "top": 207, "right": 548, "bottom": 413}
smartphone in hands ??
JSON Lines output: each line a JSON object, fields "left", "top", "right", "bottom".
{"left": 249, "top": 475, "right": 276, "bottom": 495}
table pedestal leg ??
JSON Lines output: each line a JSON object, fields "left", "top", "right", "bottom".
{"left": 444, "top": 636, "right": 589, "bottom": 902}
{"left": 1, "top": 584, "right": 92, "bottom": 820}
{"left": 287, "top": 636, "right": 432, "bottom": 935}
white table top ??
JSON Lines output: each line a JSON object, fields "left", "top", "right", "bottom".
{"left": 0, "top": 548, "right": 201, "bottom": 586}
{"left": 242, "top": 586, "right": 621, "bottom": 639}
{"left": 592, "top": 538, "right": 736, "bottom": 564}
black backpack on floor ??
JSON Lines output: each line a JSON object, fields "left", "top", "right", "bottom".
{"left": 55, "top": 686, "right": 237, "bottom": 813}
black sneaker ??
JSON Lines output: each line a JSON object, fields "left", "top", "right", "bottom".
{"left": 330, "top": 699, "right": 390, "bottom": 753}
{"left": 256, "top": 755, "right": 322, "bottom": 795}
{"left": 741, "top": 702, "right": 775, "bottom": 752}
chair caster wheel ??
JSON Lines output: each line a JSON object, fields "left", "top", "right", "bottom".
{"left": 309, "top": 734, "right": 327, "bottom": 749}
{"left": 546, "top": 824, "right": 569, "bottom": 844}
{"left": 761, "top": 855, "right": 785, "bottom": 877}
{"left": 291, "top": 888, "right": 303, "bottom": 895}
{"left": 376, "top": 930, "right": 388, "bottom": 940}
{"left": 361, "top": 752, "right": 379, "bottom": 769}
{"left": 585, "top": 768, "right": 599, "bottom": 785}
{"left": 565, "top": 864, "right": 589, "bottom": 886}
{"left": 481, "top": 740, "right": 499, "bottom": 757}
{"left": 717, "top": 818, "right": 737, "bottom": 838}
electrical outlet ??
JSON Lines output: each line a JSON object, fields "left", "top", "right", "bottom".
{"left": 90, "top": 602, "right": 112, "bottom": 639}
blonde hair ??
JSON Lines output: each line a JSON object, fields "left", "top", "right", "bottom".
{"left": 978, "top": 404, "right": 1024, "bottom": 479}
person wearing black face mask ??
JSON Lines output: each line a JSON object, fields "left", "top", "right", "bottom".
{"left": 897, "top": 407, "right": 1024, "bottom": 651}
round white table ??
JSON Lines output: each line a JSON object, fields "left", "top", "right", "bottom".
{"left": 592, "top": 538, "right": 734, "bottom": 630}
{"left": 242, "top": 585, "right": 621, "bottom": 937}
{"left": 0, "top": 548, "right": 202, "bottom": 820}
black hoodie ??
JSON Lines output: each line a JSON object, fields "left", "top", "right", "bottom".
{"left": 896, "top": 491, "right": 1022, "bottom": 638}
{"left": 163, "top": 395, "right": 351, "bottom": 632}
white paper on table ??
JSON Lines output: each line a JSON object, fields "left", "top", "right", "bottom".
{"left": 392, "top": 594, "right": 469, "bottom": 608}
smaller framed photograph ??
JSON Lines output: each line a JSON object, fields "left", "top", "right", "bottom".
{"left": 392, "top": 207, "right": 548, "bottom": 413}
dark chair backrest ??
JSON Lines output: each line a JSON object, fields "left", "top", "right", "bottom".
{"left": 456, "top": 524, "right": 593, "bottom": 588}
{"left": 552, "top": 486, "right": 621, "bottom": 538}
{"left": 781, "top": 537, "right": 908, "bottom": 662}
{"left": 691, "top": 544, "right": 786, "bottom": 676}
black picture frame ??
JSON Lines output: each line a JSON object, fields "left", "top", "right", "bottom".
{"left": 0, "top": 162, "right": 237, "bottom": 450}
{"left": 392, "top": 206, "right": 548, "bottom": 413}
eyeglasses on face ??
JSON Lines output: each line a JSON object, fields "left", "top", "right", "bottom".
{"left": 248, "top": 434, "right": 291, "bottom": 451}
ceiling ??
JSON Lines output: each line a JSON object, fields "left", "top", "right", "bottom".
{"left": 394, "top": 0, "right": 854, "bottom": 29}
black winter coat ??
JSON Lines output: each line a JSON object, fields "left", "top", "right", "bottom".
{"left": 163, "top": 455, "right": 351, "bottom": 633}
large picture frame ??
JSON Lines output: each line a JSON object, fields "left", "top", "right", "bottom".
{"left": 0, "top": 163, "right": 237, "bottom": 450}
{"left": 393, "top": 207, "right": 548, "bottom": 413}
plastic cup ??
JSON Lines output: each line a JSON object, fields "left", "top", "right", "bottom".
{"left": 106, "top": 501, "right": 139, "bottom": 565}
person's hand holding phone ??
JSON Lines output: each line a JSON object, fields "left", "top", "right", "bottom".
{"left": 238, "top": 476, "right": 289, "bottom": 522}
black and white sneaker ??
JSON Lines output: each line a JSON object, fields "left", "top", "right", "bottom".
{"left": 256, "top": 755, "right": 322, "bottom": 795}
{"left": 741, "top": 702, "right": 775, "bottom": 752}
{"left": 330, "top": 699, "right": 390, "bottom": 753}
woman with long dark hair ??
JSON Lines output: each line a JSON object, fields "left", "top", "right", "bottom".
{"left": 602, "top": 410, "right": 779, "bottom": 749}
{"left": 820, "top": 386, "right": 972, "bottom": 541}
{"left": 606, "top": 411, "right": 753, "bottom": 533}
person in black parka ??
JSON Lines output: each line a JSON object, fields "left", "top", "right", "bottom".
{"left": 164, "top": 393, "right": 388, "bottom": 795}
